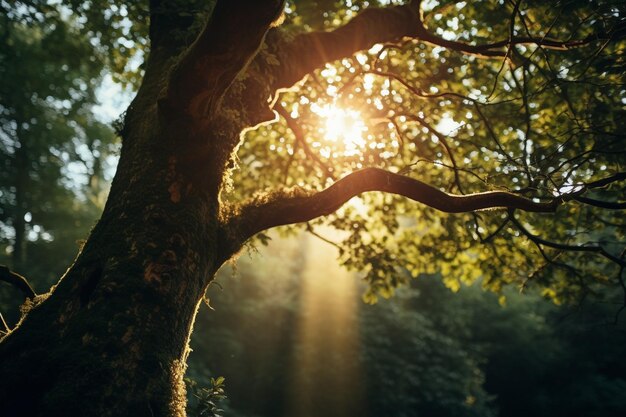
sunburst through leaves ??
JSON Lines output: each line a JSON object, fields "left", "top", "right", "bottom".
{"left": 311, "top": 103, "right": 368, "bottom": 156}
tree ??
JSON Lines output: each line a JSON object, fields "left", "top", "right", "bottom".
{"left": 1, "top": 0, "right": 625, "bottom": 416}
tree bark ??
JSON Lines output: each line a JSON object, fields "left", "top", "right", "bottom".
{"left": 0, "top": 95, "right": 222, "bottom": 417}
{"left": 0, "top": 1, "right": 283, "bottom": 415}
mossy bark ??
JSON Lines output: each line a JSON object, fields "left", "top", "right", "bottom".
{"left": 0, "top": 44, "right": 239, "bottom": 417}
{"left": 0, "top": 101, "right": 224, "bottom": 416}
{"left": 0, "top": 2, "right": 286, "bottom": 415}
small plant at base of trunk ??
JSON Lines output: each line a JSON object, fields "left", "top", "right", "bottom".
{"left": 186, "top": 376, "right": 227, "bottom": 417}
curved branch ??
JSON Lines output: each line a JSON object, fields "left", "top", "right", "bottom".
{"left": 231, "top": 167, "right": 557, "bottom": 243}
{"left": 573, "top": 196, "right": 626, "bottom": 210}
{"left": 0, "top": 265, "right": 36, "bottom": 300}
{"left": 270, "top": 3, "right": 422, "bottom": 90}
{"left": 509, "top": 213, "right": 626, "bottom": 267}
{"left": 268, "top": 1, "right": 620, "bottom": 91}
{"left": 399, "top": 113, "right": 464, "bottom": 192}
{"left": 555, "top": 171, "right": 626, "bottom": 208}
{"left": 585, "top": 171, "right": 626, "bottom": 189}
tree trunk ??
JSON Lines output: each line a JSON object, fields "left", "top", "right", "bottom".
{"left": 0, "top": 0, "right": 286, "bottom": 412}
{"left": 0, "top": 69, "right": 229, "bottom": 416}
{"left": 0, "top": 150, "right": 221, "bottom": 415}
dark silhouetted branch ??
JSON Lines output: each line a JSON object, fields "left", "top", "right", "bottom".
{"left": 510, "top": 213, "right": 626, "bottom": 267}
{"left": 585, "top": 171, "right": 626, "bottom": 189}
{"left": 269, "top": 0, "right": 621, "bottom": 91}
{"left": 573, "top": 196, "right": 626, "bottom": 210}
{"left": 0, "top": 265, "right": 36, "bottom": 300}
{"left": 232, "top": 167, "right": 558, "bottom": 242}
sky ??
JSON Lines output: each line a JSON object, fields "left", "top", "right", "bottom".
{"left": 93, "top": 74, "right": 134, "bottom": 123}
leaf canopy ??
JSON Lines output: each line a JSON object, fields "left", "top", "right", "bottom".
{"left": 225, "top": 0, "right": 626, "bottom": 303}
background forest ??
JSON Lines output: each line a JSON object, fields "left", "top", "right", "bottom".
{"left": 2, "top": 1, "right": 626, "bottom": 416}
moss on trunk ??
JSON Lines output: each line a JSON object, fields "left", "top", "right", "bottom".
{"left": 0, "top": 88, "right": 226, "bottom": 416}
{"left": 0, "top": 3, "right": 281, "bottom": 415}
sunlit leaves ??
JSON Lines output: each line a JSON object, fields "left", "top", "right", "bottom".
{"left": 230, "top": 0, "right": 626, "bottom": 302}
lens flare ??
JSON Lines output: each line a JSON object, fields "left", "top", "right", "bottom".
{"left": 311, "top": 103, "right": 367, "bottom": 156}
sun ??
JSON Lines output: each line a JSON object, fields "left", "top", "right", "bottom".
{"left": 311, "top": 103, "right": 367, "bottom": 155}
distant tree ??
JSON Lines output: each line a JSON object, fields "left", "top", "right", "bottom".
{"left": 190, "top": 242, "right": 626, "bottom": 417}
{"left": 0, "top": 3, "right": 117, "bottom": 323}
{"left": 190, "top": 241, "right": 496, "bottom": 417}
{"left": 0, "top": 1, "right": 625, "bottom": 416}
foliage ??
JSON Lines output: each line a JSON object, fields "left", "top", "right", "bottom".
{"left": 186, "top": 376, "right": 228, "bottom": 417}
{"left": 224, "top": 0, "right": 626, "bottom": 303}
{"left": 1, "top": 1, "right": 150, "bottom": 87}
{"left": 7, "top": 0, "right": 624, "bottom": 312}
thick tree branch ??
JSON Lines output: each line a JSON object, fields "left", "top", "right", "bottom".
{"left": 269, "top": 1, "right": 623, "bottom": 91}
{"left": 162, "top": 0, "right": 285, "bottom": 122}
{"left": 231, "top": 167, "right": 557, "bottom": 243}
{"left": 270, "top": 3, "right": 422, "bottom": 90}
{"left": 0, "top": 265, "right": 36, "bottom": 300}
{"left": 229, "top": 168, "right": 626, "bottom": 248}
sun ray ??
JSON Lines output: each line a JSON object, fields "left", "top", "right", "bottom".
{"left": 287, "top": 228, "right": 365, "bottom": 416}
